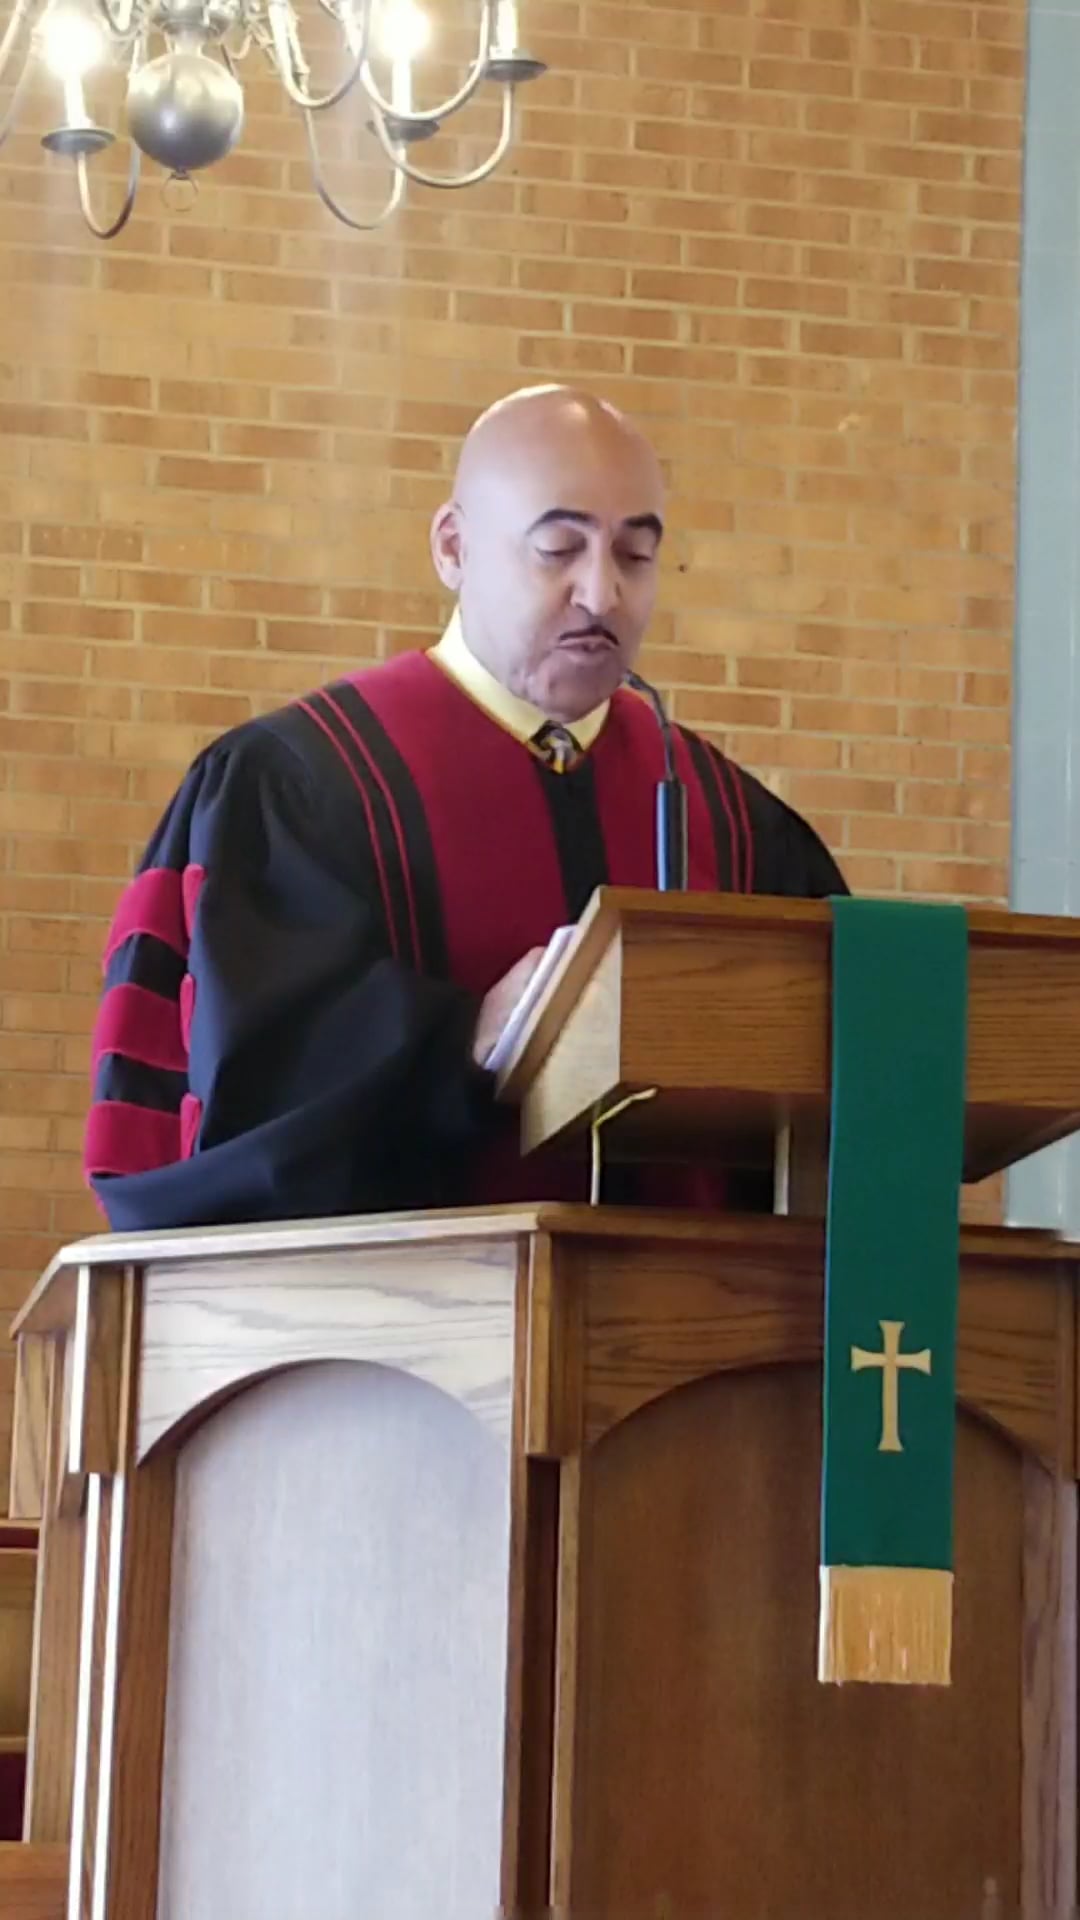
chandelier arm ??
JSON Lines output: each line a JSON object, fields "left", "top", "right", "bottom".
{"left": 0, "top": 42, "right": 36, "bottom": 151}
{"left": 303, "top": 104, "right": 404, "bottom": 229}
{"left": 75, "top": 142, "right": 140, "bottom": 237}
{"left": 91, "top": 0, "right": 137, "bottom": 39}
{"left": 357, "top": 0, "right": 492, "bottom": 127}
{"left": 266, "top": 0, "right": 368, "bottom": 113}
{"left": 0, "top": 0, "right": 37, "bottom": 89}
{"left": 370, "top": 79, "right": 513, "bottom": 188}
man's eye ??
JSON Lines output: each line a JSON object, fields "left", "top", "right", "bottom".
{"left": 537, "top": 547, "right": 578, "bottom": 561}
{"left": 622, "top": 551, "right": 655, "bottom": 567}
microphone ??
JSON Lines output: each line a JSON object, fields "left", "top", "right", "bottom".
{"left": 625, "top": 668, "right": 688, "bottom": 891}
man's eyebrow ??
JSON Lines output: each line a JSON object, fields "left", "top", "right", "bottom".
{"left": 526, "top": 508, "right": 665, "bottom": 541}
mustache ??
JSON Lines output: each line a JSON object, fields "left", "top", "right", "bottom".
{"left": 559, "top": 623, "right": 618, "bottom": 645}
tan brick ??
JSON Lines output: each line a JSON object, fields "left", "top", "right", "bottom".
{"left": 745, "top": 277, "right": 850, "bottom": 317}
{"left": 748, "top": 57, "right": 855, "bottom": 95}
{"left": 674, "top": 689, "right": 785, "bottom": 730}
{"left": 850, "top": 741, "right": 961, "bottom": 781}
{"left": 0, "top": 402, "right": 89, "bottom": 441}
{"left": 22, "top": 602, "right": 133, "bottom": 642}
{"left": 898, "top": 859, "right": 1008, "bottom": 899}
{"left": 520, "top": 258, "right": 628, "bottom": 299}
{"left": 156, "top": 456, "right": 266, "bottom": 495}
{"left": 789, "top": 774, "right": 901, "bottom": 814}
{"left": 804, "top": 98, "right": 911, "bottom": 140}
{"left": 100, "top": 257, "right": 214, "bottom": 301}
{"left": 737, "top": 657, "right": 845, "bottom": 695}
{"left": 141, "top": 610, "right": 259, "bottom": 651}
{"left": 792, "top": 697, "right": 901, "bottom": 736}
{"left": 842, "top": 853, "right": 900, "bottom": 891}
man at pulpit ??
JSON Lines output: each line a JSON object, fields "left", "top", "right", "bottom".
{"left": 84, "top": 383, "right": 846, "bottom": 1231}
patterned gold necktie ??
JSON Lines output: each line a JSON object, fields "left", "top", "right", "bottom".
{"left": 531, "top": 722, "right": 583, "bottom": 774}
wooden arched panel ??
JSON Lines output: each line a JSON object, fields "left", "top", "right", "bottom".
{"left": 136, "top": 1240, "right": 519, "bottom": 1458}
{"left": 564, "top": 1236, "right": 1074, "bottom": 1471}
{"left": 556, "top": 1364, "right": 1029, "bottom": 1920}
{"left": 157, "top": 1360, "right": 512, "bottom": 1920}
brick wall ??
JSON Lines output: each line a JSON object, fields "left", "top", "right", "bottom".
{"left": 0, "top": 0, "right": 1025, "bottom": 1496}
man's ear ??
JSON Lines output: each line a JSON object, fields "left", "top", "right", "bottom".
{"left": 430, "top": 501, "right": 465, "bottom": 590}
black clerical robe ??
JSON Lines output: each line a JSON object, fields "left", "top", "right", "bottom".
{"left": 86, "top": 649, "right": 846, "bottom": 1231}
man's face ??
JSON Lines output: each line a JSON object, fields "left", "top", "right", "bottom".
{"left": 431, "top": 407, "right": 665, "bottom": 724}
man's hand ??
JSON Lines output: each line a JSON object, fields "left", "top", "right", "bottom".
{"left": 472, "top": 947, "right": 547, "bottom": 1067}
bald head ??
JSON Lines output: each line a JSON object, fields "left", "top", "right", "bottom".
{"left": 431, "top": 386, "right": 665, "bottom": 724}
{"left": 454, "top": 384, "right": 663, "bottom": 504}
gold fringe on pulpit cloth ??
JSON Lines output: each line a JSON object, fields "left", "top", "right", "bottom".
{"left": 818, "top": 1564, "right": 953, "bottom": 1684}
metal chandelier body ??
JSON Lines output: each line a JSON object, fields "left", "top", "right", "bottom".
{"left": 0, "top": 0, "right": 544, "bottom": 234}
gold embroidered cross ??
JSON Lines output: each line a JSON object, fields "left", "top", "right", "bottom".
{"left": 850, "top": 1319, "right": 931, "bottom": 1453}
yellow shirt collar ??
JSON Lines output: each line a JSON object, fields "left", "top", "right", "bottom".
{"left": 429, "top": 609, "right": 609, "bottom": 750}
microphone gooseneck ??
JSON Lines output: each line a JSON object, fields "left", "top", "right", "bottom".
{"left": 625, "top": 668, "right": 688, "bottom": 892}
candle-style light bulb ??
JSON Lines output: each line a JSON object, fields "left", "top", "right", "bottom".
{"left": 41, "top": 6, "right": 103, "bottom": 83}
{"left": 392, "top": 46, "right": 411, "bottom": 113}
{"left": 377, "top": 0, "right": 430, "bottom": 119}
{"left": 494, "top": 0, "right": 518, "bottom": 50}
{"left": 62, "top": 70, "right": 88, "bottom": 124}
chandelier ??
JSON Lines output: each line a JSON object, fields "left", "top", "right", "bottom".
{"left": 0, "top": 0, "right": 544, "bottom": 234}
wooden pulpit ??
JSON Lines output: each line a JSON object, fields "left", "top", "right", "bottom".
{"left": 10, "top": 890, "right": 1080, "bottom": 1920}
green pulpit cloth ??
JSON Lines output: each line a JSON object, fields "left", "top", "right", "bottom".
{"left": 819, "top": 897, "right": 968, "bottom": 1686}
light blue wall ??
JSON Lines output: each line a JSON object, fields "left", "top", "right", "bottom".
{"left": 1009, "top": 0, "right": 1080, "bottom": 1227}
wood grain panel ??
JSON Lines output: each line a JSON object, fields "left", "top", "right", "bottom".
{"left": 519, "top": 932, "right": 623, "bottom": 1157}
{"left": 137, "top": 1238, "right": 518, "bottom": 1458}
{"left": 504, "top": 889, "right": 1080, "bottom": 1179}
{"left": 962, "top": 1263, "right": 1076, "bottom": 1475}
{"left": 14, "top": 1203, "right": 1071, "bottom": 1343}
{"left": 13, "top": 1210, "right": 544, "bottom": 1339}
{"left": 525, "top": 1233, "right": 583, "bottom": 1461}
{"left": 68, "top": 1271, "right": 124, "bottom": 1482}
{"left": 0, "top": 1844, "right": 67, "bottom": 1919}
{"left": 0, "top": 1548, "right": 34, "bottom": 1738}
{"left": 96, "top": 1449, "right": 176, "bottom": 1920}
{"left": 569, "top": 1238, "right": 1074, "bottom": 1471}
{"left": 560, "top": 1366, "right": 1023, "bottom": 1920}
{"left": 67, "top": 1268, "right": 176, "bottom": 1920}
{"left": 10, "top": 1339, "right": 51, "bottom": 1523}
{"left": 1021, "top": 1463, "right": 1077, "bottom": 1918}
{"left": 23, "top": 1334, "right": 83, "bottom": 1845}
{"left": 67, "top": 1476, "right": 117, "bottom": 1920}
{"left": 501, "top": 1242, "right": 559, "bottom": 1914}
{"left": 157, "top": 1362, "right": 513, "bottom": 1920}
{"left": 63, "top": 1269, "right": 134, "bottom": 1917}
{"left": 550, "top": 1452, "right": 581, "bottom": 1915}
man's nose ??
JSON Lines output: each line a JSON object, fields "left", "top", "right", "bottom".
{"left": 572, "top": 548, "right": 620, "bottom": 619}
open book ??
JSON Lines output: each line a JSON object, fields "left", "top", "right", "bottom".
{"left": 484, "top": 925, "right": 575, "bottom": 1075}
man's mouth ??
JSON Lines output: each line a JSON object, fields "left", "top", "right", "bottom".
{"left": 558, "top": 626, "right": 618, "bottom": 653}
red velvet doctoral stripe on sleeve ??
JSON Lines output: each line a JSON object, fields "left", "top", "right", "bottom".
{"left": 180, "top": 1091, "right": 202, "bottom": 1160}
{"left": 92, "top": 983, "right": 187, "bottom": 1078}
{"left": 182, "top": 862, "right": 206, "bottom": 940}
{"left": 102, "top": 866, "right": 187, "bottom": 969}
{"left": 84, "top": 1101, "right": 182, "bottom": 1178}
{"left": 87, "top": 841, "right": 199, "bottom": 1183}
